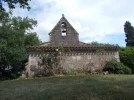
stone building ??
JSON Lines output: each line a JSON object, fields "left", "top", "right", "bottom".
{"left": 25, "top": 14, "right": 119, "bottom": 78}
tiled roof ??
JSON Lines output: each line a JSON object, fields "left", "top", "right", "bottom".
{"left": 26, "top": 41, "right": 119, "bottom": 52}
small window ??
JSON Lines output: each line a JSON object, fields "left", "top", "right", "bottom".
{"left": 61, "top": 31, "right": 66, "bottom": 36}
{"left": 61, "top": 22, "right": 67, "bottom": 36}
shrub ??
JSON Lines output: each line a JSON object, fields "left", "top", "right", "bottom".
{"left": 65, "top": 70, "right": 79, "bottom": 75}
{"left": 103, "top": 60, "right": 131, "bottom": 74}
{"left": 119, "top": 47, "right": 134, "bottom": 73}
{"left": 63, "top": 69, "right": 88, "bottom": 75}
{"left": 8, "top": 72, "right": 21, "bottom": 79}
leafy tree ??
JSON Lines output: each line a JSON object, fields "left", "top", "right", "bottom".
{"left": 119, "top": 47, "right": 134, "bottom": 73}
{"left": 24, "top": 32, "right": 41, "bottom": 46}
{"left": 0, "top": 0, "right": 31, "bottom": 11}
{"left": 0, "top": 11, "right": 38, "bottom": 79}
{"left": 124, "top": 21, "right": 134, "bottom": 46}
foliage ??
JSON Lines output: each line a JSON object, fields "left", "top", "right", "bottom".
{"left": 35, "top": 46, "right": 64, "bottom": 77}
{"left": 90, "top": 41, "right": 118, "bottom": 46}
{"left": 0, "top": 11, "right": 38, "bottom": 79}
{"left": 8, "top": 72, "right": 21, "bottom": 79}
{"left": 124, "top": 21, "right": 134, "bottom": 46}
{"left": 37, "top": 52, "right": 60, "bottom": 76}
{"left": 0, "top": 0, "right": 31, "bottom": 11}
{"left": 120, "top": 47, "right": 134, "bottom": 73}
{"left": 64, "top": 70, "right": 83, "bottom": 75}
{"left": 103, "top": 59, "right": 131, "bottom": 74}
{"left": 24, "top": 32, "right": 41, "bottom": 46}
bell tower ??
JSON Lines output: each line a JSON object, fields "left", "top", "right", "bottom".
{"left": 49, "top": 14, "right": 79, "bottom": 45}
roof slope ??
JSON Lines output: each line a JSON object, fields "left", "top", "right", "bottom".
{"left": 49, "top": 14, "right": 79, "bottom": 35}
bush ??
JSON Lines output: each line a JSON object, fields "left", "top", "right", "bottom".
{"left": 65, "top": 70, "right": 79, "bottom": 75}
{"left": 103, "top": 60, "right": 132, "bottom": 74}
{"left": 63, "top": 69, "right": 87, "bottom": 75}
{"left": 8, "top": 72, "right": 21, "bottom": 79}
{"left": 119, "top": 47, "right": 134, "bottom": 73}
{"left": 0, "top": 71, "right": 21, "bottom": 80}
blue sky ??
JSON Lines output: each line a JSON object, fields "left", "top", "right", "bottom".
{"left": 81, "top": 33, "right": 126, "bottom": 46}
{"left": 4, "top": 0, "right": 134, "bottom": 47}
{"left": 105, "top": 34, "right": 126, "bottom": 47}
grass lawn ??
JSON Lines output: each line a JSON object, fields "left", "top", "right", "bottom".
{"left": 0, "top": 75, "right": 134, "bottom": 100}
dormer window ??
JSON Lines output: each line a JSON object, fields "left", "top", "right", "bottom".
{"left": 61, "top": 22, "right": 67, "bottom": 36}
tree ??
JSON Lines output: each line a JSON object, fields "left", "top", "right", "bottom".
{"left": 24, "top": 32, "right": 41, "bottom": 46}
{"left": 0, "top": 11, "right": 38, "bottom": 79}
{"left": 0, "top": 0, "right": 31, "bottom": 11}
{"left": 120, "top": 47, "right": 134, "bottom": 73}
{"left": 89, "top": 41, "right": 118, "bottom": 46}
{"left": 124, "top": 21, "right": 134, "bottom": 46}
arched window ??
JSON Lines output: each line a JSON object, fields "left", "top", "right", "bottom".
{"left": 61, "top": 22, "right": 67, "bottom": 36}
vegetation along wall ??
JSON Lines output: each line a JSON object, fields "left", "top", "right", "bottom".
{"left": 25, "top": 49, "right": 119, "bottom": 78}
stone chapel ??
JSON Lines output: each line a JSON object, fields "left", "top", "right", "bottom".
{"left": 25, "top": 14, "right": 119, "bottom": 78}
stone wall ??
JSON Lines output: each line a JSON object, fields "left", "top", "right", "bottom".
{"left": 60, "top": 51, "right": 119, "bottom": 73}
{"left": 49, "top": 16, "right": 79, "bottom": 45}
{"left": 25, "top": 51, "right": 119, "bottom": 78}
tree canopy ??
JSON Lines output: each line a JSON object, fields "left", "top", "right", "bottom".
{"left": 120, "top": 47, "right": 134, "bottom": 73}
{"left": 124, "top": 21, "right": 134, "bottom": 46}
{"left": 0, "top": 0, "right": 31, "bottom": 11}
{"left": 0, "top": 11, "right": 40, "bottom": 79}
{"left": 89, "top": 41, "right": 118, "bottom": 46}
{"left": 24, "top": 32, "right": 41, "bottom": 46}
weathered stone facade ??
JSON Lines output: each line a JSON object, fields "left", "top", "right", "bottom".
{"left": 49, "top": 14, "right": 79, "bottom": 45}
{"left": 60, "top": 51, "right": 119, "bottom": 72}
{"left": 25, "top": 14, "right": 119, "bottom": 78}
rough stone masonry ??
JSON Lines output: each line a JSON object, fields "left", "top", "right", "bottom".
{"left": 24, "top": 14, "right": 119, "bottom": 78}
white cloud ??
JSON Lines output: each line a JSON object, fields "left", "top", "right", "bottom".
{"left": 10, "top": 0, "right": 134, "bottom": 46}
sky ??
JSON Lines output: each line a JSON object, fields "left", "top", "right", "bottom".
{"left": 5, "top": 0, "right": 134, "bottom": 47}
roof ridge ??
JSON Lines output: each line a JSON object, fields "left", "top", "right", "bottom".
{"left": 49, "top": 14, "right": 79, "bottom": 35}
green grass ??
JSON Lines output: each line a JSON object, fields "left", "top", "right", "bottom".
{"left": 0, "top": 75, "right": 134, "bottom": 100}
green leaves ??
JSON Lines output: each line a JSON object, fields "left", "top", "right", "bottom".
{"left": 0, "top": 0, "right": 31, "bottom": 11}
{"left": 0, "top": 11, "right": 39, "bottom": 79}
{"left": 120, "top": 47, "right": 134, "bottom": 73}
{"left": 124, "top": 21, "right": 134, "bottom": 46}
{"left": 90, "top": 41, "right": 118, "bottom": 46}
{"left": 103, "top": 59, "right": 132, "bottom": 74}
{"left": 24, "top": 32, "right": 40, "bottom": 46}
